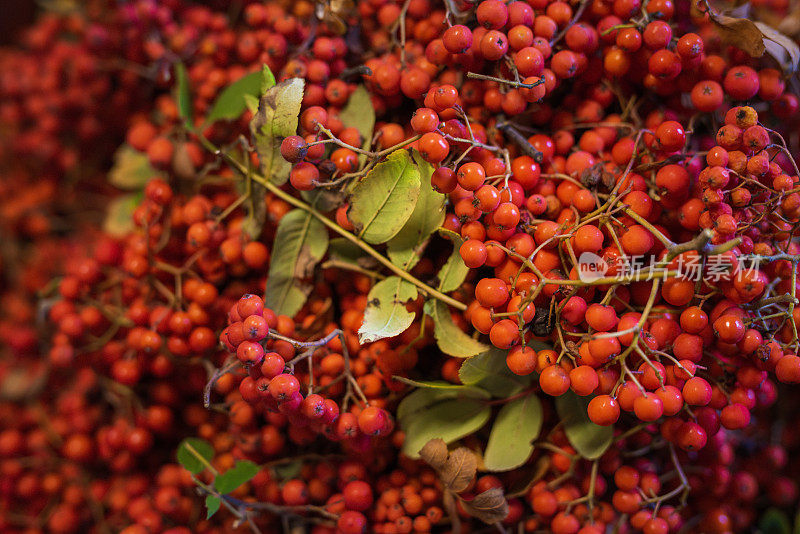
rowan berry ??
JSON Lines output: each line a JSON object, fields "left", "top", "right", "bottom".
{"left": 540, "top": 364, "right": 570, "bottom": 396}
{"left": 443, "top": 25, "right": 473, "bottom": 54}
{"left": 569, "top": 366, "right": 598, "bottom": 396}
{"left": 506, "top": 346, "right": 537, "bottom": 376}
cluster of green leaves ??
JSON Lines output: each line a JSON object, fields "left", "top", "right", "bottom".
{"left": 104, "top": 64, "right": 271, "bottom": 235}
{"left": 398, "top": 347, "right": 613, "bottom": 471}
{"left": 176, "top": 438, "right": 260, "bottom": 519}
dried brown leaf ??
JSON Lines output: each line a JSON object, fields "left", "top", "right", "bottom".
{"left": 440, "top": 447, "right": 477, "bottom": 493}
{"left": 755, "top": 22, "right": 800, "bottom": 74}
{"left": 459, "top": 488, "right": 509, "bottom": 524}
{"left": 700, "top": 0, "right": 799, "bottom": 73}
{"left": 419, "top": 439, "right": 448, "bottom": 470}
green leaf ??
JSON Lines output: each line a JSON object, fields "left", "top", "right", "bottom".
{"left": 327, "top": 237, "right": 372, "bottom": 267}
{"left": 397, "top": 386, "right": 490, "bottom": 423}
{"left": 176, "top": 438, "right": 214, "bottom": 474}
{"left": 108, "top": 145, "right": 157, "bottom": 190}
{"left": 215, "top": 460, "right": 260, "bottom": 495}
{"left": 264, "top": 209, "right": 329, "bottom": 317}
{"left": 339, "top": 85, "right": 375, "bottom": 165}
{"left": 758, "top": 509, "right": 792, "bottom": 534}
{"left": 424, "top": 300, "right": 488, "bottom": 358}
{"left": 484, "top": 395, "right": 543, "bottom": 472}
{"left": 399, "top": 388, "right": 491, "bottom": 458}
{"left": 555, "top": 392, "right": 613, "bottom": 460}
{"left": 271, "top": 460, "right": 303, "bottom": 482}
{"left": 437, "top": 236, "right": 469, "bottom": 293}
{"left": 205, "top": 495, "right": 221, "bottom": 519}
{"left": 103, "top": 193, "right": 142, "bottom": 238}
{"left": 358, "top": 276, "right": 417, "bottom": 343}
{"left": 458, "top": 348, "right": 531, "bottom": 397}
{"left": 261, "top": 64, "right": 276, "bottom": 94}
{"left": 794, "top": 509, "right": 800, "bottom": 534}
{"left": 205, "top": 71, "right": 264, "bottom": 125}
{"left": 250, "top": 77, "right": 305, "bottom": 186}
{"left": 349, "top": 150, "right": 421, "bottom": 244}
{"left": 387, "top": 150, "right": 445, "bottom": 270}
{"left": 175, "top": 62, "right": 192, "bottom": 125}
{"left": 395, "top": 378, "right": 468, "bottom": 390}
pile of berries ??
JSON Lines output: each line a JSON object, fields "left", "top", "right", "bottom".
{"left": 2, "top": 0, "right": 800, "bottom": 533}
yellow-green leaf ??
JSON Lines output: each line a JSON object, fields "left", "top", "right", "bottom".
{"left": 108, "top": 145, "right": 157, "bottom": 190}
{"left": 176, "top": 438, "right": 214, "bottom": 474}
{"left": 358, "top": 276, "right": 417, "bottom": 343}
{"left": 424, "top": 300, "right": 488, "bottom": 358}
{"left": 437, "top": 235, "right": 469, "bottom": 293}
{"left": 400, "top": 389, "right": 491, "bottom": 458}
{"left": 397, "top": 386, "right": 490, "bottom": 423}
{"left": 483, "top": 394, "right": 543, "bottom": 472}
{"left": 103, "top": 193, "right": 142, "bottom": 237}
{"left": 264, "top": 209, "right": 329, "bottom": 317}
{"left": 349, "top": 150, "right": 421, "bottom": 244}
{"left": 387, "top": 150, "right": 445, "bottom": 270}
{"left": 339, "top": 85, "right": 375, "bottom": 165}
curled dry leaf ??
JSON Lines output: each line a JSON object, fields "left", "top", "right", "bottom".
{"left": 440, "top": 448, "right": 478, "bottom": 493}
{"left": 419, "top": 438, "right": 448, "bottom": 470}
{"left": 698, "top": 0, "right": 800, "bottom": 74}
{"left": 459, "top": 487, "right": 510, "bottom": 524}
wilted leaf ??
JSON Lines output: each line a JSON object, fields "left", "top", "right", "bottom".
{"left": 108, "top": 145, "right": 156, "bottom": 190}
{"left": 176, "top": 438, "right": 214, "bottom": 474}
{"left": 419, "top": 439, "right": 448, "bottom": 470}
{"left": 317, "top": 0, "right": 356, "bottom": 34}
{"left": 424, "top": 300, "right": 488, "bottom": 358}
{"left": 701, "top": 0, "right": 799, "bottom": 73}
{"left": 460, "top": 488, "right": 509, "bottom": 524}
{"left": 483, "top": 394, "right": 543, "bottom": 472}
{"left": 755, "top": 22, "right": 800, "bottom": 74}
{"left": 175, "top": 62, "right": 192, "bottom": 124}
{"left": 440, "top": 448, "right": 477, "bottom": 493}
{"left": 458, "top": 348, "right": 531, "bottom": 398}
{"left": 348, "top": 150, "right": 421, "bottom": 244}
{"left": 215, "top": 460, "right": 260, "bottom": 494}
{"left": 205, "top": 70, "right": 266, "bottom": 125}
{"left": 172, "top": 142, "right": 196, "bottom": 180}
{"left": 358, "top": 276, "right": 417, "bottom": 343}
{"left": 103, "top": 193, "right": 142, "bottom": 237}
{"left": 264, "top": 209, "right": 329, "bottom": 317}
{"left": 205, "top": 495, "right": 221, "bottom": 519}
{"left": 250, "top": 76, "right": 304, "bottom": 191}
{"left": 387, "top": 151, "right": 445, "bottom": 270}
{"left": 555, "top": 392, "right": 613, "bottom": 460}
